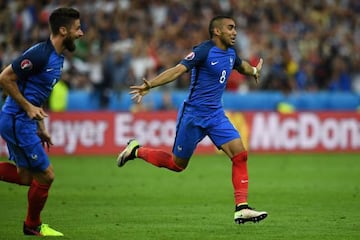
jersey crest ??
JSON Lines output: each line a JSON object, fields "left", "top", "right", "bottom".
{"left": 230, "top": 57, "right": 234, "bottom": 67}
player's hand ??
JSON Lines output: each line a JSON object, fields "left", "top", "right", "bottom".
{"left": 254, "top": 58, "right": 263, "bottom": 84}
{"left": 37, "top": 129, "right": 53, "bottom": 151}
{"left": 27, "top": 105, "right": 48, "bottom": 121}
{"left": 129, "top": 78, "right": 151, "bottom": 103}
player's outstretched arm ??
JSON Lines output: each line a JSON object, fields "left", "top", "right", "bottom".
{"left": 130, "top": 64, "right": 187, "bottom": 103}
{"left": 236, "top": 58, "right": 263, "bottom": 84}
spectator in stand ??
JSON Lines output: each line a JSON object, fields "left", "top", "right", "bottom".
{"left": 328, "top": 55, "right": 352, "bottom": 92}
{"left": 0, "top": 0, "right": 358, "bottom": 110}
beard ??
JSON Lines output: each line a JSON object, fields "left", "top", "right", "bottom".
{"left": 63, "top": 36, "right": 76, "bottom": 52}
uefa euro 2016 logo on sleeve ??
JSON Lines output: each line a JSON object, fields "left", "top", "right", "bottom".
{"left": 20, "top": 59, "right": 33, "bottom": 71}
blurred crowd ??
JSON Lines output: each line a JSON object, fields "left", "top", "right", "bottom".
{"left": 0, "top": 0, "right": 359, "bottom": 109}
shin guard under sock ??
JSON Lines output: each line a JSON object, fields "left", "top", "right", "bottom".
{"left": 232, "top": 151, "right": 249, "bottom": 205}
{"left": 25, "top": 180, "right": 51, "bottom": 228}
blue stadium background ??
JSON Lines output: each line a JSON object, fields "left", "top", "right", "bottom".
{"left": 66, "top": 89, "right": 360, "bottom": 112}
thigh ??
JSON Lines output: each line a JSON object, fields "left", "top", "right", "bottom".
{"left": 208, "top": 113, "right": 241, "bottom": 149}
{"left": 0, "top": 113, "right": 38, "bottom": 147}
{"left": 8, "top": 141, "right": 50, "bottom": 172}
{"left": 7, "top": 119, "right": 49, "bottom": 171}
{"left": 32, "top": 164, "right": 54, "bottom": 184}
{"left": 173, "top": 112, "right": 205, "bottom": 159}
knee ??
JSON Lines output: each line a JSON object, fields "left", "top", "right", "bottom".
{"left": 172, "top": 161, "right": 185, "bottom": 172}
{"left": 173, "top": 165, "right": 185, "bottom": 172}
{"left": 47, "top": 173, "right": 55, "bottom": 184}
{"left": 45, "top": 165, "right": 55, "bottom": 183}
{"left": 34, "top": 168, "right": 55, "bottom": 185}
{"left": 174, "top": 157, "right": 188, "bottom": 172}
{"left": 44, "top": 171, "right": 55, "bottom": 185}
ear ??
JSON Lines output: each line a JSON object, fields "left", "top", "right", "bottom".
{"left": 59, "top": 26, "right": 67, "bottom": 36}
{"left": 213, "top": 27, "right": 221, "bottom": 36}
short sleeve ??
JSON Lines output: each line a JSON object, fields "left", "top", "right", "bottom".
{"left": 11, "top": 43, "right": 48, "bottom": 80}
{"left": 232, "top": 47, "right": 242, "bottom": 69}
{"left": 179, "top": 41, "right": 212, "bottom": 71}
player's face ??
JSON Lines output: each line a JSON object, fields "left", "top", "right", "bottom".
{"left": 219, "top": 19, "right": 237, "bottom": 47}
{"left": 64, "top": 19, "right": 83, "bottom": 52}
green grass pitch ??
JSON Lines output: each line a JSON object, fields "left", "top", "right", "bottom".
{"left": 0, "top": 153, "right": 359, "bottom": 240}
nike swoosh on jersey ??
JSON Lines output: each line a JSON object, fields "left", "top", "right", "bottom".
{"left": 211, "top": 61, "right": 219, "bottom": 65}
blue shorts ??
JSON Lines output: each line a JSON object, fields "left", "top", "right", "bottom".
{"left": 172, "top": 104, "right": 240, "bottom": 159}
{"left": 0, "top": 112, "right": 50, "bottom": 172}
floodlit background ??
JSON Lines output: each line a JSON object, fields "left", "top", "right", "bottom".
{"left": 0, "top": 0, "right": 359, "bottom": 111}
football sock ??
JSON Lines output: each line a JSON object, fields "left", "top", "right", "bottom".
{"left": 25, "top": 180, "right": 51, "bottom": 228}
{"left": 0, "top": 162, "right": 28, "bottom": 185}
{"left": 232, "top": 151, "right": 249, "bottom": 205}
{"left": 137, "top": 147, "right": 183, "bottom": 172}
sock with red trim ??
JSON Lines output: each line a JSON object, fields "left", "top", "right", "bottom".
{"left": 0, "top": 162, "right": 28, "bottom": 185}
{"left": 232, "top": 151, "right": 249, "bottom": 205}
{"left": 25, "top": 180, "right": 51, "bottom": 228}
{"left": 137, "top": 147, "right": 183, "bottom": 172}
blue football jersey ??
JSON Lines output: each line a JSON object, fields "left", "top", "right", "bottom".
{"left": 180, "top": 40, "right": 242, "bottom": 115}
{"left": 2, "top": 39, "right": 64, "bottom": 116}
